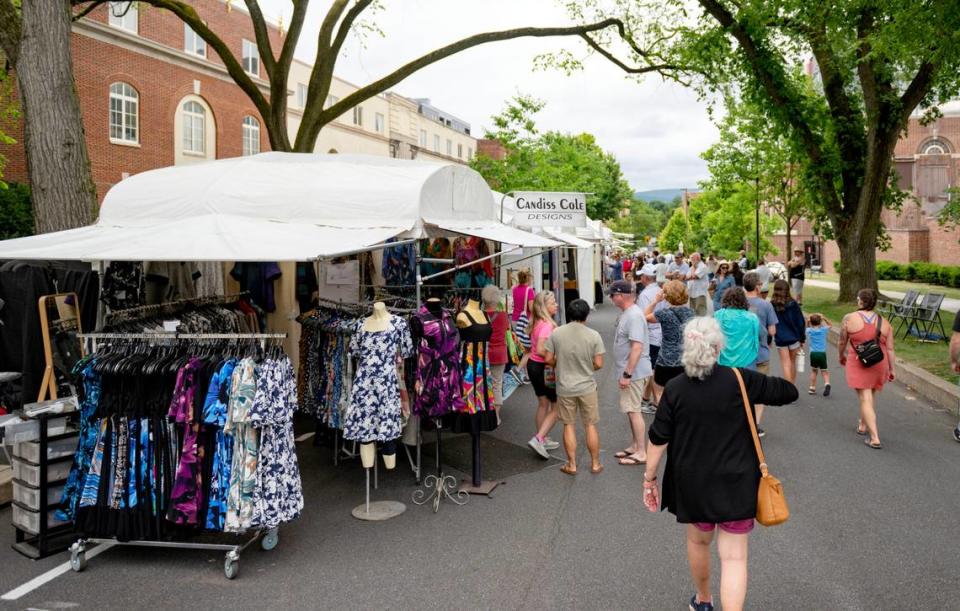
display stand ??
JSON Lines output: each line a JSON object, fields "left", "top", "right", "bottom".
{"left": 412, "top": 419, "right": 468, "bottom": 512}
{"left": 459, "top": 426, "right": 504, "bottom": 497}
{"left": 352, "top": 457, "right": 406, "bottom": 521}
{"left": 71, "top": 331, "right": 288, "bottom": 580}
{"left": 36, "top": 293, "right": 84, "bottom": 402}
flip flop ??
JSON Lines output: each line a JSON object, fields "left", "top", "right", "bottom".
{"left": 560, "top": 464, "right": 577, "bottom": 476}
{"left": 590, "top": 465, "right": 604, "bottom": 474}
{"left": 856, "top": 427, "right": 868, "bottom": 436}
{"left": 614, "top": 449, "right": 633, "bottom": 459}
{"left": 618, "top": 455, "right": 646, "bottom": 466}
{"left": 864, "top": 439, "right": 883, "bottom": 450}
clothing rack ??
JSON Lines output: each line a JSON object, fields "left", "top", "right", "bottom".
{"left": 68, "top": 331, "right": 289, "bottom": 579}
{"left": 105, "top": 292, "right": 249, "bottom": 323}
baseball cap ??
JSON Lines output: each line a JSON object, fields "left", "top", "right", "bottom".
{"left": 639, "top": 264, "right": 657, "bottom": 277}
{"left": 606, "top": 280, "right": 634, "bottom": 295}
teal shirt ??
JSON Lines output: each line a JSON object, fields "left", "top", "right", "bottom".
{"left": 715, "top": 308, "right": 760, "bottom": 368}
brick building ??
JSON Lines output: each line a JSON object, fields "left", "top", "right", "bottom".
{"left": 1, "top": 0, "right": 479, "bottom": 205}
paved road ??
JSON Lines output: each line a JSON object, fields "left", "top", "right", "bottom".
{"left": 1, "top": 303, "right": 958, "bottom": 609}
{"left": 805, "top": 278, "right": 960, "bottom": 313}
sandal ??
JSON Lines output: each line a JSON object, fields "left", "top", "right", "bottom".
{"left": 856, "top": 427, "right": 868, "bottom": 436}
{"left": 864, "top": 439, "right": 883, "bottom": 450}
{"left": 618, "top": 454, "right": 646, "bottom": 466}
{"left": 560, "top": 464, "right": 577, "bottom": 476}
{"left": 614, "top": 449, "right": 633, "bottom": 459}
{"left": 591, "top": 464, "right": 604, "bottom": 474}
{"left": 808, "top": 386, "right": 816, "bottom": 395}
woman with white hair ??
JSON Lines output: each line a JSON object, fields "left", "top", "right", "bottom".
{"left": 641, "top": 317, "right": 798, "bottom": 611}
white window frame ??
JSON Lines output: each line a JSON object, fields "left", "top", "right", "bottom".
{"left": 108, "top": 2, "right": 138, "bottom": 34}
{"left": 458, "top": 143, "right": 463, "bottom": 158}
{"left": 419, "top": 129, "right": 427, "bottom": 147}
{"left": 433, "top": 134, "right": 440, "bottom": 152}
{"left": 109, "top": 82, "right": 139, "bottom": 145}
{"left": 352, "top": 106, "right": 363, "bottom": 126}
{"left": 325, "top": 94, "right": 339, "bottom": 109}
{"left": 446, "top": 139, "right": 452, "bottom": 156}
{"left": 296, "top": 84, "right": 308, "bottom": 108}
{"left": 375, "top": 112, "right": 385, "bottom": 133}
{"left": 468, "top": 147, "right": 473, "bottom": 160}
{"left": 182, "top": 101, "right": 206, "bottom": 155}
{"left": 184, "top": 24, "right": 206, "bottom": 58}
{"left": 242, "top": 39, "right": 259, "bottom": 77}
{"left": 242, "top": 116, "right": 260, "bottom": 156}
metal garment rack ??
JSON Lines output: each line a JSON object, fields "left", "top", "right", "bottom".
{"left": 69, "top": 331, "right": 288, "bottom": 580}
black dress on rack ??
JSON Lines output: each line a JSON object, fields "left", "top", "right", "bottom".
{"left": 442, "top": 309, "right": 498, "bottom": 433}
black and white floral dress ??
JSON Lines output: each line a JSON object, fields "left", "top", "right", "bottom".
{"left": 343, "top": 316, "right": 414, "bottom": 443}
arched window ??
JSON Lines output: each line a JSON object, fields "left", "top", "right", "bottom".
{"left": 109, "top": 82, "right": 139, "bottom": 144}
{"left": 242, "top": 116, "right": 260, "bottom": 156}
{"left": 182, "top": 101, "right": 205, "bottom": 154}
{"left": 920, "top": 138, "right": 952, "bottom": 155}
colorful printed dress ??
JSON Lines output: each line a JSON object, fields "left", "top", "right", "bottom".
{"left": 458, "top": 310, "right": 495, "bottom": 415}
{"left": 225, "top": 358, "right": 260, "bottom": 532}
{"left": 167, "top": 357, "right": 205, "bottom": 525}
{"left": 201, "top": 359, "right": 237, "bottom": 530}
{"left": 342, "top": 315, "right": 414, "bottom": 442}
{"left": 56, "top": 359, "right": 100, "bottom": 522}
{"left": 409, "top": 306, "right": 464, "bottom": 417}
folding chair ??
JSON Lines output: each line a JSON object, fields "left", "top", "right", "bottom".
{"left": 880, "top": 289, "right": 918, "bottom": 325}
{"left": 899, "top": 293, "right": 947, "bottom": 342}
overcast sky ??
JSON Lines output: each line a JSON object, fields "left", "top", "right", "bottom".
{"left": 258, "top": 0, "right": 718, "bottom": 192}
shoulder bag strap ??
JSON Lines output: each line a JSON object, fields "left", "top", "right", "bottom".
{"left": 875, "top": 314, "right": 883, "bottom": 342}
{"left": 732, "top": 367, "right": 769, "bottom": 477}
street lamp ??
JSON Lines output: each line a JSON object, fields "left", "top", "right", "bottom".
{"left": 754, "top": 177, "right": 760, "bottom": 266}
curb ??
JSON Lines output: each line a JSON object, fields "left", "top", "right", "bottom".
{"left": 828, "top": 328, "right": 959, "bottom": 412}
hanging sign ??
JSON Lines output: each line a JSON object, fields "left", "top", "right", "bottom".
{"left": 512, "top": 192, "right": 588, "bottom": 227}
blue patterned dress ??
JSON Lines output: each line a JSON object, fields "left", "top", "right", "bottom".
{"left": 56, "top": 360, "right": 100, "bottom": 522}
{"left": 343, "top": 316, "right": 414, "bottom": 442}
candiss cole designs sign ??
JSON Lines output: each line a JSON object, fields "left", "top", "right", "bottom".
{"left": 512, "top": 192, "right": 588, "bottom": 227}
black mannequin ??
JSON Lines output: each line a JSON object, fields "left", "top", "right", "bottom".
{"left": 425, "top": 297, "right": 443, "bottom": 317}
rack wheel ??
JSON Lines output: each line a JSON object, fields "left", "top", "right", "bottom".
{"left": 224, "top": 557, "right": 239, "bottom": 580}
{"left": 260, "top": 529, "right": 278, "bottom": 551}
{"left": 70, "top": 549, "right": 87, "bottom": 572}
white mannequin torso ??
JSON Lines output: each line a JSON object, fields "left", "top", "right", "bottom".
{"left": 363, "top": 302, "right": 391, "bottom": 332}
{"left": 456, "top": 299, "right": 488, "bottom": 328}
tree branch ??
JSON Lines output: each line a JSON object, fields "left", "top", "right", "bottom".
{"left": 71, "top": 0, "right": 110, "bottom": 23}
{"left": 580, "top": 33, "right": 683, "bottom": 76}
{"left": 900, "top": 59, "right": 939, "bottom": 123}
{"left": 330, "top": 0, "right": 375, "bottom": 59}
{"left": 277, "top": 0, "right": 309, "bottom": 74}
{"left": 242, "top": 0, "right": 277, "bottom": 80}
{"left": 0, "top": 0, "right": 21, "bottom": 65}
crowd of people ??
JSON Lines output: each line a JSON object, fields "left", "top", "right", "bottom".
{"left": 491, "top": 246, "right": 906, "bottom": 611}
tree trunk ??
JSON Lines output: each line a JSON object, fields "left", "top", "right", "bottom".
{"left": 836, "top": 228, "right": 877, "bottom": 302}
{"left": 784, "top": 222, "right": 792, "bottom": 265}
{"left": 17, "top": 0, "right": 96, "bottom": 233}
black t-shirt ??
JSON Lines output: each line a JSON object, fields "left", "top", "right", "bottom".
{"left": 953, "top": 310, "right": 960, "bottom": 333}
{"left": 788, "top": 259, "right": 805, "bottom": 281}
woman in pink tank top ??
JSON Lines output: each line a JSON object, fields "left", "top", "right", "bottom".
{"left": 837, "top": 289, "right": 895, "bottom": 449}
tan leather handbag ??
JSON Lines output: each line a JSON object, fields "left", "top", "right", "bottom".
{"left": 733, "top": 368, "right": 790, "bottom": 526}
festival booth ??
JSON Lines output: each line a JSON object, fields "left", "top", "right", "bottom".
{"left": 0, "top": 153, "right": 558, "bottom": 572}
{"left": 496, "top": 192, "right": 598, "bottom": 312}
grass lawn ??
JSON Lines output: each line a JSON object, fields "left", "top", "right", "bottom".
{"left": 802, "top": 286, "right": 955, "bottom": 383}
{"left": 811, "top": 271, "right": 960, "bottom": 301}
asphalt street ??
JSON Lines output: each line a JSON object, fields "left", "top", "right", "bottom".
{"left": 1, "top": 302, "right": 957, "bottom": 610}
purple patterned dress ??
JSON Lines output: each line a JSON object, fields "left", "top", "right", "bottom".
{"left": 166, "top": 357, "right": 205, "bottom": 526}
{"left": 410, "top": 306, "right": 464, "bottom": 417}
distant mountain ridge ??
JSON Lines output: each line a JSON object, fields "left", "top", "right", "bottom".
{"left": 634, "top": 188, "right": 690, "bottom": 202}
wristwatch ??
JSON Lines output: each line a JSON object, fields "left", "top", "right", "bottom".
{"left": 622, "top": 372, "right": 633, "bottom": 379}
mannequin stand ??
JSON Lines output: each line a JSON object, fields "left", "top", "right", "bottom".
{"left": 352, "top": 445, "right": 404, "bottom": 521}
{"left": 459, "top": 428, "right": 503, "bottom": 497}
{"left": 411, "top": 420, "right": 467, "bottom": 513}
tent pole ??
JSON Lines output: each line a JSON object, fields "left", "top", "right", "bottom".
{"left": 414, "top": 238, "right": 422, "bottom": 485}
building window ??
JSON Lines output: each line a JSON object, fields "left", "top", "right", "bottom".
{"left": 419, "top": 129, "right": 427, "bottom": 147}
{"left": 446, "top": 139, "right": 452, "bottom": 156}
{"left": 296, "top": 83, "right": 308, "bottom": 108}
{"left": 109, "top": 82, "right": 139, "bottom": 144}
{"left": 108, "top": 2, "right": 138, "bottom": 33}
{"left": 920, "top": 138, "right": 951, "bottom": 155}
{"left": 184, "top": 24, "right": 206, "bottom": 57}
{"left": 457, "top": 143, "right": 463, "bottom": 158}
{"left": 433, "top": 134, "right": 440, "bottom": 152}
{"left": 467, "top": 147, "right": 473, "bottom": 160}
{"left": 325, "top": 95, "right": 339, "bottom": 109}
{"left": 375, "top": 113, "right": 384, "bottom": 133}
{"left": 242, "top": 39, "right": 259, "bottom": 77}
{"left": 242, "top": 116, "right": 260, "bottom": 156}
{"left": 352, "top": 106, "right": 363, "bottom": 126}
{"left": 182, "top": 101, "right": 206, "bottom": 154}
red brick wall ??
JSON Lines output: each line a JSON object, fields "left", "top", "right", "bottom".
{"left": 1, "top": 0, "right": 281, "bottom": 204}
{"left": 477, "top": 138, "right": 507, "bottom": 160}
{"left": 928, "top": 218, "right": 960, "bottom": 265}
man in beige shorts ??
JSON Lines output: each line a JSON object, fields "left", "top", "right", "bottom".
{"left": 544, "top": 299, "right": 605, "bottom": 474}
{"left": 608, "top": 280, "right": 653, "bottom": 466}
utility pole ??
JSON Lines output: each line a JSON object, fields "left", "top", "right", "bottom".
{"left": 754, "top": 177, "right": 760, "bottom": 266}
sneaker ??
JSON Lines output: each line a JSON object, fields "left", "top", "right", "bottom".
{"left": 528, "top": 436, "right": 550, "bottom": 459}
{"left": 509, "top": 369, "right": 523, "bottom": 385}
{"left": 953, "top": 427, "right": 960, "bottom": 443}
{"left": 543, "top": 437, "right": 560, "bottom": 450}
{"left": 823, "top": 384, "right": 831, "bottom": 397}
{"left": 757, "top": 427, "right": 766, "bottom": 438}
{"left": 640, "top": 402, "right": 657, "bottom": 415}
{"left": 689, "top": 594, "right": 714, "bottom": 611}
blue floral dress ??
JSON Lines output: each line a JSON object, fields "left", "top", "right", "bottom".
{"left": 343, "top": 316, "right": 414, "bottom": 442}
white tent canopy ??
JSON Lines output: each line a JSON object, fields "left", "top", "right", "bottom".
{"left": 0, "top": 153, "right": 556, "bottom": 262}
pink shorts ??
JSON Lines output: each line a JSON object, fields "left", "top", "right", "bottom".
{"left": 693, "top": 519, "right": 755, "bottom": 535}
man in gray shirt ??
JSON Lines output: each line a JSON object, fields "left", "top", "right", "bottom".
{"left": 636, "top": 264, "right": 665, "bottom": 413}
{"left": 744, "top": 271, "right": 778, "bottom": 437}
{"left": 544, "top": 299, "right": 606, "bottom": 474}
{"left": 608, "top": 280, "right": 652, "bottom": 466}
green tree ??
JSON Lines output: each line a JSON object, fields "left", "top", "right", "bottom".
{"left": 609, "top": 198, "right": 665, "bottom": 241}
{"left": 471, "top": 95, "right": 634, "bottom": 221}
{"left": 691, "top": 185, "right": 779, "bottom": 259}
{"left": 555, "top": 0, "right": 960, "bottom": 301}
{"left": 700, "top": 94, "right": 817, "bottom": 258}
{"left": 658, "top": 207, "right": 690, "bottom": 252}
{"left": 69, "top": 1, "right": 623, "bottom": 153}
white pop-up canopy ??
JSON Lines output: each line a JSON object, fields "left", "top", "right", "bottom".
{"left": 0, "top": 153, "right": 557, "bottom": 262}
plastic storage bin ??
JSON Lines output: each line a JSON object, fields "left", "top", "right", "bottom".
{"left": 12, "top": 481, "right": 65, "bottom": 511}
{"left": 1, "top": 416, "right": 71, "bottom": 444}
{"left": 11, "top": 457, "right": 72, "bottom": 488}
{"left": 14, "top": 436, "right": 79, "bottom": 463}
{"left": 11, "top": 504, "right": 69, "bottom": 536}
